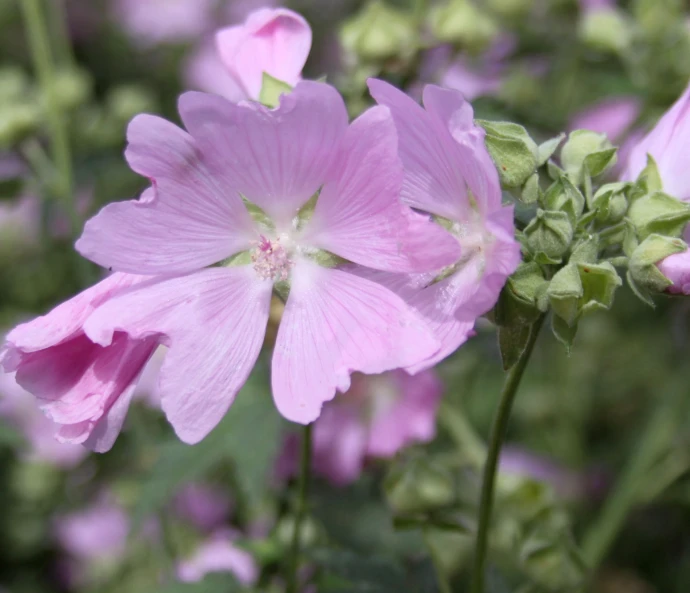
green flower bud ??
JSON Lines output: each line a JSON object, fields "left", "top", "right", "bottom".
{"left": 524, "top": 209, "right": 573, "bottom": 263}
{"left": 429, "top": 0, "right": 498, "bottom": 52}
{"left": 477, "top": 120, "right": 538, "bottom": 189}
{"left": 341, "top": 1, "right": 417, "bottom": 63}
{"left": 579, "top": 8, "right": 633, "bottom": 54}
{"left": 629, "top": 233, "right": 687, "bottom": 294}
{"left": 541, "top": 176, "right": 586, "bottom": 223}
{"left": 276, "top": 515, "right": 322, "bottom": 550}
{"left": 627, "top": 191, "right": 690, "bottom": 240}
{"left": 384, "top": 457, "right": 456, "bottom": 514}
{"left": 547, "top": 261, "right": 622, "bottom": 326}
{"left": 107, "top": 84, "right": 158, "bottom": 123}
{"left": 495, "top": 262, "right": 548, "bottom": 327}
{"left": 45, "top": 68, "right": 92, "bottom": 111}
{"left": 0, "top": 102, "right": 40, "bottom": 147}
{"left": 592, "top": 182, "right": 629, "bottom": 223}
{"left": 560, "top": 130, "right": 617, "bottom": 186}
{"left": 633, "top": 0, "right": 683, "bottom": 37}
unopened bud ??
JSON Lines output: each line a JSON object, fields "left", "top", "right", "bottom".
{"left": 592, "top": 182, "right": 629, "bottom": 224}
{"left": 0, "top": 102, "right": 40, "bottom": 147}
{"left": 524, "top": 209, "right": 573, "bottom": 263}
{"left": 541, "top": 176, "right": 586, "bottom": 222}
{"left": 107, "top": 84, "right": 157, "bottom": 123}
{"left": 384, "top": 457, "right": 456, "bottom": 514}
{"left": 477, "top": 120, "right": 538, "bottom": 189}
{"left": 429, "top": 0, "right": 498, "bottom": 52}
{"left": 561, "top": 130, "right": 617, "bottom": 186}
{"left": 46, "top": 68, "right": 92, "bottom": 111}
{"left": 627, "top": 191, "right": 690, "bottom": 241}
{"left": 341, "top": 1, "right": 418, "bottom": 63}
{"left": 579, "top": 8, "right": 633, "bottom": 55}
{"left": 630, "top": 233, "right": 688, "bottom": 294}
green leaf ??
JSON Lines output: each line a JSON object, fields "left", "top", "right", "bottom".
{"left": 627, "top": 191, "right": 690, "bottom": 240}
{"left": 132, "top": 368, "right": 281, "bottom": 525}
{"left": 477, "top": 120, "right": 538, "bottom": 188}
{"left": 536, "top": 134, "right": 565, "bottom": 167}
{"left": 521, "top": 172, "right": 541, "bottom": 204}
{"left": 259, "top": 72, "right": 292, "bottom": 108}
{"left": 551, "top": 314, "right": 578, "bottom": 353}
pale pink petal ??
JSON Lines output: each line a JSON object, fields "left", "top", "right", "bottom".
{"left": 622, "top": 81, "right": 690, "bottom": 201}
{"left": 1, "top": 273, "right": 144, "bottom": 365}
{"left": 177, "top": 532, "right": 258, "bottom": 585}
{"left": 570, "top": 97, "right": 641, "bottom": 143}
{"left": 84, "top": 268, "right": 272, "bottom": 444}
{"left": 216, "top": 8, "right": 312, "bottom": 99}
{"left": 302, "top": 105, "right": 460, "bottom": 272}
{"left": 368, "top": 78, "right": 473, "bottom": 221}
{"left": 184, "top": 40, "right": 247, "bottom": 102}
{"left": 658, "top": 246, "right": 690, "bottom": 294}
{"left": 76, "top": 115, "right": 256, "bottom": 274}
{"left": 441, "top": 58, "right": 502, "bottom": 101}
{"left": 271, "top": 259, "right": 440, "bottom": 423}
{"left": 178, "top": 82, "right": 349, "bottom": 229}
{"left": 366, "top": 369, "right": 443, "bottom": 457}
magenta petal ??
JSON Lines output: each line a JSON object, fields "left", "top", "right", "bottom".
{"left": 302, "top": 105, "right": 460, "bottom": 272}
{"left": 84, "top": 268, "right": 272, "bottom": 444}
{"left": 216, "top": 8, "right": 312, "bottom": 100}
{"left": 178, "top": 82, "right": 349, "bottom": 229}
{"left": 76, "top": 114, "right": 256, "bottom": 274}
{"left": 271, "top": 259, "right": 440, "bottom": 424}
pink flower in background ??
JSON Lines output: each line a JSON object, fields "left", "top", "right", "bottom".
{"left": 279, "top": 370, "right": 443, "bottom": 485}
{"left": 174, "top": 483, "right": 233, "bottom": 532}
{"left": 184, "top": 41, "right": 246, "bottom": 103}
{"left": 367, "top": 80, "right": 521, "bottom": 370}
{"left": 215, "top": 8, "right": 312, "bottom": 100}
{"left": 0, "top": 372, "right": 88, "bottom": 468}
{"left": 0, "top": 273, "right": 159, "bottom": 452}
{"left": 177, "top": 530, "right": 258, "bottom": 585}
{"left": 113, "top": 0, "right": 217, "bottom": 46}
{"left": 578, "top": 0, "right": 615, "bottom": 11}
{"left": 54, "top": 496, "right": 129, "bottom": 562}
{"left": 75, "top": 82, "right": 458, "bottom": 440}
{"left": 570, "top": 97, "right": 641, "bottom": 143}
{"left": 623, "top": 81, "right": 690, "bottom": 200}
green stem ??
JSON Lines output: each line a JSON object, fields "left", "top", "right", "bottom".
{"left": 20, "top": 0, "right": 79, "bottom": 237}
{"left": 581, "top": 384, "right": 684, "bottom": 569}
{"left": 424, "top": 529, "right": 453, "bottom": 593}
{"left": 470, "top": 314, "right": 546, "bottom": 593}
{"left": 286, "top": 424, "right": 312, "bottom": 593}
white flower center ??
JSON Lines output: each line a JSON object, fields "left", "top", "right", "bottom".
{"left": 250, "top": 235, "right": 295, "bottom": 282}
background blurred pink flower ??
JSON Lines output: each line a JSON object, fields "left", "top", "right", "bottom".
{"left": 0, "top": 371, "right": 88, "bottom": 468}
{"left": 112, "top": 0, "right": 218, "bottom": 46}
{"left": 570, "top": 97, "right": 641, "bottom": 143}
{"left": 173, "top": 483, "right": 233, "bottom": 532}
{"left": 176, "top": 530, "right": 258, "bottom": 585}
{"left": 54, "top": 496, "right": 129, "bottom": 562}
{"left": 279, "top": 370, "right": 443, "bottom": 485}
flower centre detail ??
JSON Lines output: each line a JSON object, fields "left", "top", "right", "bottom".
{"left": 251, "top": 235, "right": 295, "bottom": 282}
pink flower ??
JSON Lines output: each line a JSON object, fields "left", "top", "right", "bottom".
{"left": 280, "top": 369, "right": 443, "bottom": 485}
{"left": 214, "top": 8, "right": 312, "bottom": 100}
{"left": 0, "top": 371, "right": 88, "bottom": 467}
{"left": 113, "top": 0, "right": 217, "bottom": 46}
{"left": 657, "top": 235, "right": 690, "bottom": 294}
{"left": 54, "top": 496, "right": 129, "bottom": 562}
{"left": 366, "top": 80, "right": 521, "bottom": 370}
{"left": 174, "top": 483, "right": 232, "bottom": 532}
{"left": 184, "top": 41, "right": 246, "bottom": 103}
{"left": 176, "top": 530, "right": 258, "bottom": 585}
{"left": 74, "top": 82, "right": 459, "bottom": 440}
{"left": 570, "top": 97, "right": 640, "bottom": 143}
{"left": 622, "top": 81, "right": 690, "bottom": 200}
{"left": 1, "top": 273, "right": 159, "bottom": 452}
{"left": 579, "top": 0, "right": 615, "bottom": 11}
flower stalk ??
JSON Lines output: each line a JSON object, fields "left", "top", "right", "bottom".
{"left": 286, "top": 423, "right": 313, "bottom": 593}
{"left": 470, "top": 314, "right": 546, "bottom": 593}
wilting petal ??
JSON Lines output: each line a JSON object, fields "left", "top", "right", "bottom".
{"left": 76, "top": 115, "right": 256, "bottom": 274}
{"left": 271, "top": 259, "right": 439, "bottom": 423}
{"left": 302, "top": 105, "right": 460, "bottom": 272}
{"left": 84, "top": 268, "right": 272, "bottom": 444}
{"left": 178, "top": 82, "right": 348, "bottom": 229}
{"left": 216, "top": 8, "right": 312, "bottom": 99}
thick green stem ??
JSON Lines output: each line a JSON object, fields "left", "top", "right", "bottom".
{"left": 581, "top": 384, "right": 684, "bottom": 569}
{"left": 286, "top": 424, "right": 312, "bottom": 593}
{"left": 470, "top": 314, "right": 546, "bottom": 593}
{"left": 21, "top": 0, "right": 80, "bottom": 237}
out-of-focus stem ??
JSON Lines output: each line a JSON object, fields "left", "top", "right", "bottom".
{"left": 286, "top": 423, "right": 312, "bottom": 593}
{"left": 470, "top": 314, "right": 546, "bottom": 593}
